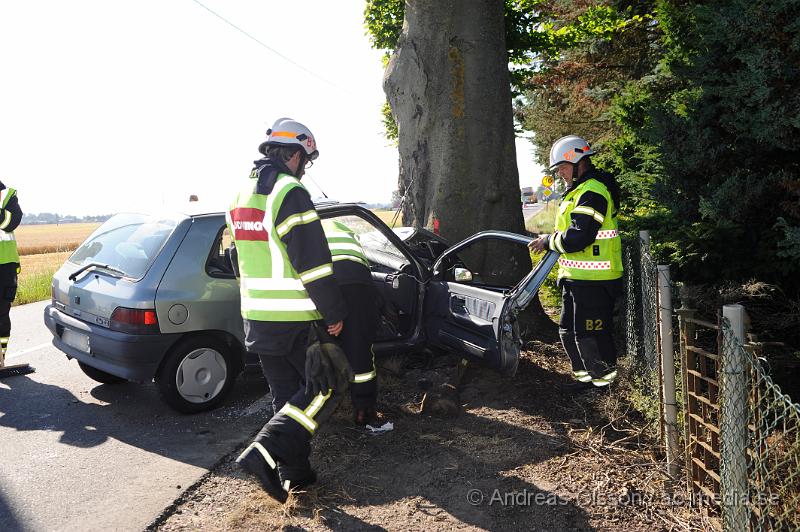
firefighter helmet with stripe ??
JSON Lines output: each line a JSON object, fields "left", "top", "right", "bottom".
{"left": 258, "top": 118, "right": 319, "bottom": 160}
{"left": 549, "top": 135, "right": 595, "bottom": 170}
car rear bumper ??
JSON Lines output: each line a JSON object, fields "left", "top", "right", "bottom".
{"left": 44, "top": 304, "right": 181, "bottom": 384}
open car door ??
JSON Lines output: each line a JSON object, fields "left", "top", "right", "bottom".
{"left": 425, "top": 231, "right": 559, "bottom": 376}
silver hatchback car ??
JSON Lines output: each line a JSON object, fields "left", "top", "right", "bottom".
{"left": 45, "top": 204, "right": 557, "bottom": 413}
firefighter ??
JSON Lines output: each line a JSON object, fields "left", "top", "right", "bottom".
{"left": 321, "top": 218, "right": 381, "bottom": 425}
{"left": 529, "top": 136, "right": 623, "bottom": 390}
{"left": 0, "top": 182, "right": 22, "bottom": 367}
{"left": 229, "top": 118, "right": 352, "bottom": 503}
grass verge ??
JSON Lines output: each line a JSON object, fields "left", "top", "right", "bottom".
{"left": 14, "top": 252, "right": 71, "bottom": 306}
{"left": 16, "top": 269, "right": 57, "bottom": 306}
{"left": 524, "top": 201, "right": 558, "bottom": 234}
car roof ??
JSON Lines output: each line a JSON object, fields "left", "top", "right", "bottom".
{"left": 123, "top": 199, "right": 386, "bottom": 221}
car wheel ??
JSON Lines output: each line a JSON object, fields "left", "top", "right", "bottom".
{"left": 78, "top": 361, "right": 127, "bottom": 384}
{"left": 156, "top": 335, "right": 238, "bottom": 414}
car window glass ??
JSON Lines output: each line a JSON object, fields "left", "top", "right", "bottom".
{"left": 206, "top": 226, "right": 235, "bottom": 278}
{"left": 68, "top": 213, "right": 178, "bottom": 279}
{"left": 445, "top": 239, "right": 531, "bottom": 289}
{"left": 325, "top": 215, "right": 407, "bottom": 267}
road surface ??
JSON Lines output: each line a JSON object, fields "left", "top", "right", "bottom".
{"left": 522, "top": 202, "right": 546, "bottom": 227}
{"left": 0, "top": 301, "right": 270, "bottom": 532}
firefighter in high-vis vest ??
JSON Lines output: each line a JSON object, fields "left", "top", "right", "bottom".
{"left": 0, "top": 181, "right": 23, "bottom": 367}
{"left": 229, "top": 118, "right": 352, "bottom": 503}
{"left": 322, "top": 219, "right": 381, "bottom": 425}
{"left": 529, "top": 135, "right": 623, "bottom": 391}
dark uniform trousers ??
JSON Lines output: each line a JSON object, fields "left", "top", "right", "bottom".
{"left": 0, "top": 263, "right": 19, "bottom": 348}
{"left": 559, "top": 280, "right": 621, "bottom": 379}
{"left": 339, "top": 283, "right": 379, "bottom": 410}
{"left": 254, "top": 323, "right": 344, "bottom": 481}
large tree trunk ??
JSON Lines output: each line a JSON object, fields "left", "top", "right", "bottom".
{"left": 385, "top": 0, "right": 523, "bottom": 242}
{"left": 384, "top": 0, "right": 557, "bottom": 340}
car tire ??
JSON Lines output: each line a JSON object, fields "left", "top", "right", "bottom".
{"left": 77, "top": 361, "right": 127, "bottom": 384}
{"left": 156, "top": 335, "right": 238, "bottom": 414}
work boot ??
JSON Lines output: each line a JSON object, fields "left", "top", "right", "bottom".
{"left": 281, "top": 469, "right": 318, "bottom": 491}
{"left": 354, "top": 406, "right": 378, "bottom": 426}
{"left": 562, "top": 380, "right": 596, "bottom": 395}
{"left": 236, "top": 441, "right": 288, "bottom": 503}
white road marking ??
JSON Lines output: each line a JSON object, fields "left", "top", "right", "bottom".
{"left": 6, "top": 342, "right": 50, "bottom": 360}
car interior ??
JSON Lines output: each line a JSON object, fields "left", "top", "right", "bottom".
{"left": 206, "top": 212, "right": 531, "bottom": 353}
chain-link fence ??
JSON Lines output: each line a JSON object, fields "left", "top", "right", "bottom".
{"left": 622, "top": 235, "right": 661, "bottom": 423}
{"left": 719, "top": 317, "right": 800, "bottom": 531}
{"left": 624, "top": 233, "right": 800, "bottom": 531}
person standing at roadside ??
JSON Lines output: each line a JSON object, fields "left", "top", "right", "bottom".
{"left": 529, "top": 136, "right": 623, "bottom": 391}
{"left": 0, "top": 181, "right": 23, "bottom": 368}
{"left": 229, "top": 118, "right": 351, "bottom": 503}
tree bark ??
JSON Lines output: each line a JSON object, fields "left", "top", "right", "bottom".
{"left": 384, "top": 0, "right": 557, "bottom": 340}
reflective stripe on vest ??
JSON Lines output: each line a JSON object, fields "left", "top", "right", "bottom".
{"left": 558, "top": 258, "right": 612, "bottom": 270}
{"left": 0, "top": 210, "right": 12, "bottom": 230}
{"left": 229, "top": 174, "right": 324, "bottom": 322}
{"left": 322, "top": 220, "right": 369, "bottom": 268}
{"left": 595, "top": 230, "right": 618, "bottom": 239}
{"left": 0, "top": 187, "right": 19, "bottom": 265}
{"left": 554, "top": 178, "right": 623, "bottom": 282}
{"left": 0, "top": 188, "right": 14, "bottom": 209}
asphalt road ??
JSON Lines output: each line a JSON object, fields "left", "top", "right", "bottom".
{"left": 0, "top": 301, "right": 270, "bottom": 532}
{"left": 522, "top": 202, "right": 545, "bottom": 226}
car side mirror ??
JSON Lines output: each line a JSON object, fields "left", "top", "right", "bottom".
{"left": 454, "top": 267, "right": 473, "bottom": 282}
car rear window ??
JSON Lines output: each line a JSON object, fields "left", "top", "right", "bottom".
{"left": 67, "top": 213, "right": 179, "bottom": 279}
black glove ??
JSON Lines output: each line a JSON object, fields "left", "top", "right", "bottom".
{"left": 305, "top": 321, "right": 354, "bottom": 396}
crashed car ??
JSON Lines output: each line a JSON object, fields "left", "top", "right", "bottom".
{"left": 44, "top": 203, "right": 557, "bottom": 413}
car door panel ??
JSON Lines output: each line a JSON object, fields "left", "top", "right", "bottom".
{"left": 427, "top": 231, "right": 559, "bottom": 376}
{"left": 425, "top": 277, "right": 507, "bottom": 367}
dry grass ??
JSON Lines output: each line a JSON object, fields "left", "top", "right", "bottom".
{"left": 15, "top": 252, "right": 71, "bottom": 305}
{"left": 15, "top": 222, "right": 99, "bottom": 255}
{"left": 525, "top": 202, "right": 558, "bottom": 234}
{"left": 20, "top": 252, "right": 71, "bottom": 276}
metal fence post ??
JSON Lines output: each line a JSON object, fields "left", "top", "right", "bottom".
{"left": 639, "top": 231, "right": 656, "bottom": 368}
{"left": 720, "top": 304, "right": 749, "bottom": 531}
{"left": 658, "top": 265, "right": 680, "bottom": 480}
{"left": 639, "top": 230, "right": 650, "bottom": 249}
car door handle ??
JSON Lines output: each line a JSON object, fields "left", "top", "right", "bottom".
{"left": 450, "top": 296, "right": 467, "bottom": 313}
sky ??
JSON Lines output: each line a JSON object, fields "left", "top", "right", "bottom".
{"left": 0, "top": 0, "right": 544, "bottom": 216}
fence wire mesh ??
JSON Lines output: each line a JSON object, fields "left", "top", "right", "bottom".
{"left": 624, "top": 235, "right": 799, "bottom": 531}
{"left": 622, "top": 238, "right": 662, "bottom": 422}
{"left": 719, "top": 320, "right": 800, "bottom": 531}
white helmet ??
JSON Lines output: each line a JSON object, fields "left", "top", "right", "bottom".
{"left": 549, "top": 135, "right": 595, "bottom": 170}
{"left": 258, "top": 117, "right": 319, "bottom": 160}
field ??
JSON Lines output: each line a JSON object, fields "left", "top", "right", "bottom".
{"left": 14, "top": 223, "right": 99, "bottom": 306}
{"left": 370, "top": 209, "right": 402, "bottom": 228}
{"left": 15, "top": 222, "right": 100, "bottom": 256}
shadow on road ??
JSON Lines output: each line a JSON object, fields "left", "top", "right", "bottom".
{"left": 0, "top": 489, "right": 28, "bottom": 532}
{"left": 0, "top": 370, "right": 270, "bottom": 467}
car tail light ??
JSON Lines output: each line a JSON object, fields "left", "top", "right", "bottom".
{"left": 110, "top": 307, "right": 159, "bottom": 334}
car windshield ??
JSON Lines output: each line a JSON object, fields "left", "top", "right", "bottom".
{"left": 329, "top": 216, "right": 407, "bottom": 264}
{"left": 67, "top": 213, "right": 179, "bottom": 279}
